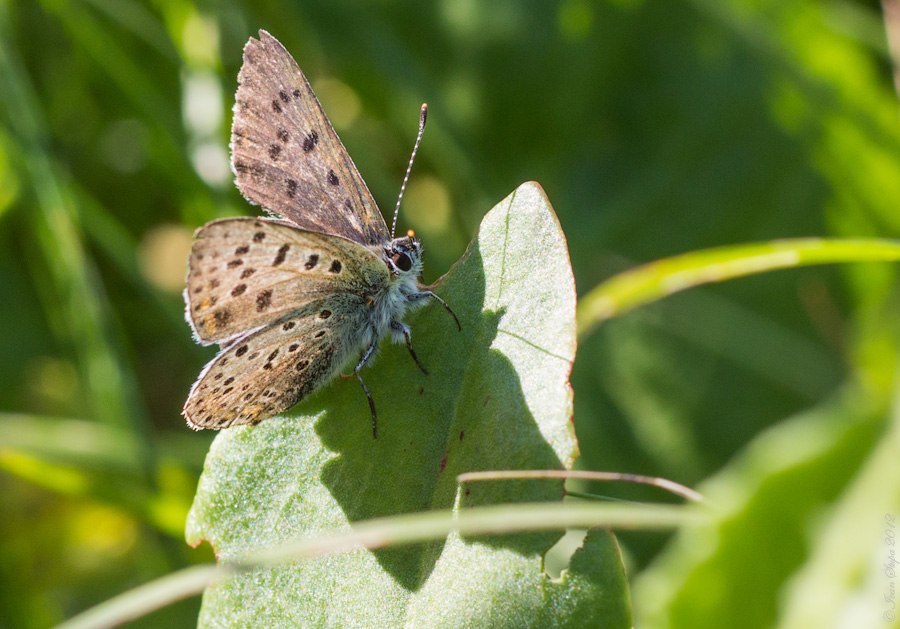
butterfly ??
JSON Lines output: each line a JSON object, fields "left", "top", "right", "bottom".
{"left": 182, "top": 30, "right": 459, "bottom": 437}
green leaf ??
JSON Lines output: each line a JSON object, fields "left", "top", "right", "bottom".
{"left": 185, "top": 182, "right": 631, "bottom": 627}
{"left": 633, "top": 386, "right": 897, "bottom": 629}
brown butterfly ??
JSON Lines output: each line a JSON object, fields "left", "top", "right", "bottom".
{"left": 182, "top": 30, "right": 458, "bottom": 437}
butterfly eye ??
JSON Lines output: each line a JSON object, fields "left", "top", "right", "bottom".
{"left": 392, "top": 252, "right": 412, "bottom": 272}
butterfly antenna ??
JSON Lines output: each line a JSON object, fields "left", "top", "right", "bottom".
{"left": 391, "top": 103, "right": 428, "bottom": 238}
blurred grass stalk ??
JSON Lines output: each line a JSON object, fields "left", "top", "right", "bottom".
{"left": 0, "top": 6, "right": 155, "bottom": 473}
{"left": 58, "top": 500, "right": 701, "bottom": 629}
{"left": 577, "top": 238, "right": 900, "bottom": 339}
{"left": 0, "top": 413, "right": 194, "bottom": 537}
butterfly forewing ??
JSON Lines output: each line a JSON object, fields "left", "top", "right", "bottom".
{"left": 231, "top": 30, "right": 389, "bottom": 246}
{"left": 185, "top": 217, "right": 390, "bottom": 344}
{"left": 183, "top": 301, "right": 357, "bottom": 429}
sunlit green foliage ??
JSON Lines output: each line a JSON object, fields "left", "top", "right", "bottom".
{"left": 1, "top": 0, "right": 899, "bottom": 626}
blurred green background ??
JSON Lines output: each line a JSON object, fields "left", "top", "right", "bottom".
{"left": 2, "top": 0, "right": 900, "bottom": 626}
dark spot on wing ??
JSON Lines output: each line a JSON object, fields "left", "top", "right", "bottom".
{"left": 288, "top": 343, "right": 299, "bottom": 352}
{"left": 227, "top": 259, "right": 243, "bottom": 269}
{"left": 319, "top": 310, "right": 332, "bottom": 319}
{"left": 327, "top": 169, "right": 339, "bottom": 186}
{"left": 236, "top": 161, "right": 264, "bottom": 177}
{"left": 271, "top": 99, "right": 282, "bottom": 113}
{"left": 236, "top": 345, "right": 249, "bottom": 357}
{"left": 304, "top": 254, "right": 319, "bottom": 270}
{"left": 286, "top": 178, "right": 297, "bottom": 197}
{"left": 295, "top": 359, "right": 309, "bottom": 371}
{"left": 209, "top": 278, "right": 220, "bottom": 288}
{"left": 247, "top": 352, "right": 260, "bottom": 360}
{"left": 223, "top": 377, "right": 235, "bottom": 385}
{"left": 329, "top": 260, "right": 342, "bottom": 273}
{"left": 214, "top": 309, "right": 231, "bottom": 325}
{"left": 240, "top": 268, "right": 256, "bottom": 279}
{"left": 314, "top": 330, "right": 326, "bottom": 338}
{"left": 303, "top": 131, "right": 319, "bottom": 153}
{"left": 292, "top": 89, "right": 301, "bottom": 98}
{"left": 277, "top": 128, "right": 289, "bottom": 143}
{"left": 234, "top": 245, "right": 250, "bottom": 255}
{"left": 269, "top": 144, "right": 281, "bottom": 160}
{"left": 256, "top": 289, "right": 273, "bottom": 311}
{"left": 253, "top": 231, "right": 265, "bottom": 243}
{"left": 231, "top": 284, "right": 247, "bottom": 297}
{"left": 278, "top": 90, "right": 290, "bottom": 103}
{"left": 272, "top": 244, "right": 289, "bottom": 266}
{"left": 282, "top": 321, "right": 296, "bottom": 331}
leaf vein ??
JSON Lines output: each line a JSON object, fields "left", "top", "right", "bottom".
{"left": 497, "top": 328, "right": 572, "bottom": 364}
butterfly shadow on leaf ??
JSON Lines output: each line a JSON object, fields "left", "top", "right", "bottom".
{"left": 314, "top": 235, "right": 566, "bottom": 591}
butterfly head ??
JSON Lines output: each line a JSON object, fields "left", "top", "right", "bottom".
{"left": 384, "top": 229, "right": 423, "bottom": 277}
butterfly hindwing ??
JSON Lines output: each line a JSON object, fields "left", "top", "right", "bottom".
{"left": 183, "top": 301, "right": 359, "bottom": 429}
{"left": 184, "top": 217, "right": 390, "bottom": 344}
{"left": 231, "top": 30, "right": 389, "bottom": 246}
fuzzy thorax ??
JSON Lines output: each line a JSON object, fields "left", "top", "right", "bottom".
{"left": 367, "top": 235, "right": 425, "bottom": 345}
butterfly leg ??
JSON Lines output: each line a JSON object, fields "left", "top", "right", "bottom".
{"left": 354, "top": 337, "right": 379, "bottom": 438}
{"left": 391, "top": 320, "right": 428, "bottom": 376}
{"left": 408, "top": 291, "right": 461, "bottom": 330}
